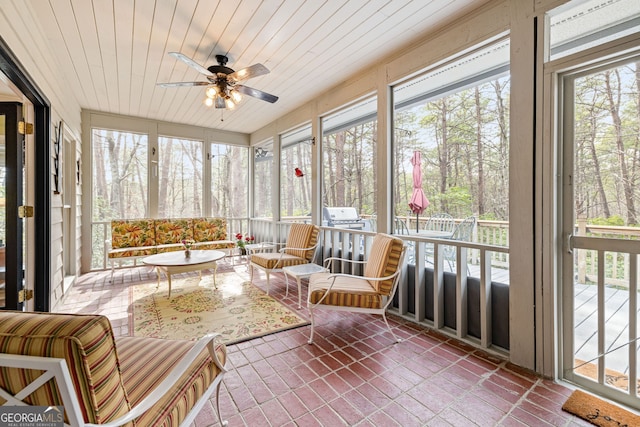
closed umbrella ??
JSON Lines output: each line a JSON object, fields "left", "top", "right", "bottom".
{"left": 408, "top": 151, "right": 429, "bottom": 232}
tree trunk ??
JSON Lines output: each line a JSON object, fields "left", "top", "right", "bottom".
{"left": 605, "top": 70, "right": 637, "bottom": 224}
{"left": 475, "top": 86, "right": 485, "bottom": 216}
{"left": 585, "top": 110, "right": 610, "bottom": 218}
{"left": 437, "top": 99, "right": 449, "bottom": 212}
{"left": 158, "top": 138, "right": 173, "bottom": 217}
{"left": 335, "top": 131, "right": 346, "bottom": 206}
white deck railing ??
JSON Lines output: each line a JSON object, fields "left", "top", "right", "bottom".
{"left": 248, "top": 220, "right": 512, "bottom": 354}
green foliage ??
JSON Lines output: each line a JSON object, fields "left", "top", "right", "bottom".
{"left": 589, "top": 215, "right": 625, "bottom": 226}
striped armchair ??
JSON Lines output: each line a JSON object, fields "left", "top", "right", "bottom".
{"left": 250, "top": 223, "right": 319, "bottom": 295}
{"left": 0, "top": 311, "right": 228, "bottom": 427}
{"left": 307, "top": 233, "right": 407, "bottom": 345}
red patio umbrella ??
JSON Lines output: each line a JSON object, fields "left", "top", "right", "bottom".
{"left": 408, "top": 151, "right": 429, "bottom": 232}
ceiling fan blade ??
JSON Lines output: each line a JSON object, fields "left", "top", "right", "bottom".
{"left": 228, "top": 63, "right": 270, "bottom": 82}
{"left": 235, "top": 85, "right": 279, "bottom": 103}
{"left": 157, "top": 81, "right": 211, "bottom": 87}
{"left": 168, "top": 52, "right": 214, "bottom": 77}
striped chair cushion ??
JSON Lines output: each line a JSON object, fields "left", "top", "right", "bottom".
{"left": 251, "top": 252, "right": 310, "bottom": 269}
{"left": 116, "top": 336, "right": 226, "bottom": 427}
{"left": 284, "top": 223, "right": 319, "bottom": 261}
{"left": 363, "top": 234, "right": 404, "bottom": 295}
{"left": 0, "top": 312, "right": 131, "bottom": 425}
{"left": 308, "top": 273, "right": 382, "bottom": 309}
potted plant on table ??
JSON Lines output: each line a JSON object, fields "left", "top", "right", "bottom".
{"left": 235, "top": 233, "right": 255, "bottom": 256}
{"left": 181, "top": 239, "right": 194, "bottom": 258}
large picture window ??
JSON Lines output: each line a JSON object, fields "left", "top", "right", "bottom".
{"left": 158, "top": 136, "right": 203, "bottom": 218}
{"left": 393, "top": 39, "right": 510, "bottom": 232}
{"left": 280, "top": 125, "right": 312, "bottom": 221}
{"left": 322, "top": 97, "right": 377, "bottom": 231}
{"left": 92, "top": 128, "right": 149, "bottom": 221}
{"left": 253, "top": 142, "right": 273, "bottom": 219}
{"left": 91, "top": 127, "right": 250, "bottom": 269}
{"left": 210, "top": 142, "right": 248, "bottom": 219}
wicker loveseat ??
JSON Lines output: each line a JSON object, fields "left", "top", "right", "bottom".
{"left": 106, "top": 217, "right": 235, "bottom": 278}
{"left": 0, "top": 311, "right": 228, "bottom": 426}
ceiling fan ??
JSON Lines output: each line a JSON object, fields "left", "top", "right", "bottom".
{"left": 157, "top": 52, "right": 279, "bottom": 109}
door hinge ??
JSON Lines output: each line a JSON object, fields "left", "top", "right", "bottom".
{"left": 18, "top": 205, "right": 34, "bottom": 218}
{"left": 18, "top": 121, "right": 34, "bottom": 135}
{"left": 18, "top": 289, "right": 34, "bottom": 303}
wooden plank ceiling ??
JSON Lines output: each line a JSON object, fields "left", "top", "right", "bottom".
{"left": 27, "top": 0, "right": 487, "bottom": 134}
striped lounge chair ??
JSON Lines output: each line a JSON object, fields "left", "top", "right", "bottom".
{"left": 250, "top": 223, "right": 319, "bottom": 295}
{"left": 307, "top": 233, "right": 407, "bottom": 345}
{"left": 0, "top": 311, "right": 228, "bottom": 426}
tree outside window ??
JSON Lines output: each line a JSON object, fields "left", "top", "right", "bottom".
{"left": 253, "top": 142, "right": 273, "bottom": 219}
{"left": 322, "top": 98, "right": 377, "bottom": 229}
{"left": 281, "top": 126, "right": 312, "bottom": 221}
{"left": 393, "top": 40, "right": 511, "bottom": 228}
{"left": 158, "top": 136, "right": 202, "bottom": 218}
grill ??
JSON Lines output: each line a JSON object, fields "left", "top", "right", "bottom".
{"left": 323, "top": 207, "right": 365, "bottom": 230}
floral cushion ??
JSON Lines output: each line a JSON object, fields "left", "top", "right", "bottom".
{"left": 111, "top": 219, "right": 156, "bottom": 249}
{"left": 192, "top": 241, "right": 235, "bottom": 250}
{"left": 192, "top": 218, "right": 228, "bottom": 243}
{"left": 155, "top": 218, "right": 194, "bottom": 245}
{"left": 109, "top": 217, "right": 233, "bottom": 261}
{"left": 108, "top": 246, "right": 157, "bottom": 259}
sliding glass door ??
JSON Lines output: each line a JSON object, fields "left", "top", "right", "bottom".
{"left": 561, "top": 55, "right": 640, "bottom": 408}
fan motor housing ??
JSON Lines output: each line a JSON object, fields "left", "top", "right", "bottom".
{"left": 207, "top": 65, "right": 234, "bottom": 75}
{"left": 207, "top": 54, "right": 234, "bottom": 75}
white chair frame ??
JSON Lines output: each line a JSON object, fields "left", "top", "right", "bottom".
{"left": 424, "top": 212, "right": 455, "bottom": 232}
{"left": 307, "top": 243, "right": 407, "bottom": 345}
{"left": 0, "top": 334, "right": 228, "bottom": 427}
{"left": 250, "top": 241, "right": 319, "bottom": 295}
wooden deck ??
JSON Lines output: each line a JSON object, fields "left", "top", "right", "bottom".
{"left": 573, "top": 283, "right": 638, "bottom": 376}
{"left": 415, "top": 256, "right": 638, "bottom": 378}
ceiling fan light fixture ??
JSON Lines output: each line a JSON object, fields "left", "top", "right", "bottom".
{"left": 205, "top": 86, "right": 218, "bottom": 98}
{"left": 230, "top": 89, "right": 242, "bottom": 103}
{"left": 159, "top": 52, "right": 277, "bottom": 110}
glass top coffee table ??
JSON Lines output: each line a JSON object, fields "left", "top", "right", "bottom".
{"left": 282, "top": 263, "right": 328, "bottom": 309}
{"left": 142, "top": 250, "right": 225, "bottom": 298}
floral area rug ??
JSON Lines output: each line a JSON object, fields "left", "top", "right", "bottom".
{"left": 131, "top": 271, "right": 309, "bottom": 344}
